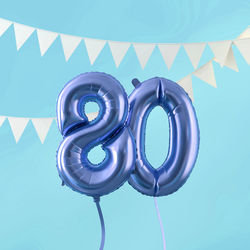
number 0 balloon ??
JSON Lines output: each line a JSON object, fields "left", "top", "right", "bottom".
{"left": 128, "top": 77, "right": 200, "bottom": 197}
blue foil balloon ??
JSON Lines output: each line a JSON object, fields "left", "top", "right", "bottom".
{"left": 56, "top": 72, "right": 136, "bottom": 197}
{"left": 128, "top": 77, "right": 200, "bottom": 197}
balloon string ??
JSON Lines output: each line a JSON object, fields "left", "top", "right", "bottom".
{"left": 94, "top": 197, "right": 105, "bottom": 250}
{"left": 153, "top": 197, "right": 166, "bottom": 250}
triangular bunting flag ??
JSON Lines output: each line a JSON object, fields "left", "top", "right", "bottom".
{"left": 133, "top": 43, "right": 155, "bottom": 69}
{"left": 84, "top": 38, "right": 106, "bottom": 65}
{"left": 86, "top": 112, "right": 98, "bottom": 121}
{"left": 208, "top": 40, "right": 231, "bottom": 67}
{"left": 234, "top": 38, "right": 250, "bottom": 64}
{"left": 31, "top": 118, "right": 53, "bottom": 143}
{"left": 60, "top": 34, "right": 82, "bottom": 61}
{"left": 0, "top": 116, "right": 6, "bottom": 127}
{"left": 158, "top": 44, "right": 180, "bottom": 69}
{"left": 193, "top": 61, "right": 217, "bottom": 88}
{"left": 13, "top": 23, "right": 35, "bottom": 50}
{"left": 237, "top": 27, "right": 250, "bottom": 39}
{"left": 214, "top": 46, "right": 238, "bottom": 71}
{"left": 0, "top": 18, "right": 12, "bottom": 37}
{"left": 183, "top": 43, "right": 206, "bottom": 69}
{"left": 108, "top": 41, "right": 131, "bottom": 67}
{"left": 8, "top": 117, "right": 29, "bottom": 142}
{"left": 178, "top": 75, "right": 194, "bottom": 101}
{"left": 37, "top": 29, "right": 58, "bottom": 56}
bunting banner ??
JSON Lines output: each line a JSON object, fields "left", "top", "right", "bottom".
{"left": 0, "top": 113, "right": 98, "bottom": 143}
{"left": 0, "top": 18, "right": 249, "bottom": 69}
{"left": 0, "top": 57, "right": 218, "bottom": 144}
{"left": 0, "top": 17, "right": 249, "bottom": 143}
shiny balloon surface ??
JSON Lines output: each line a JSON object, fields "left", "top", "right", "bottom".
{"left": 56, "top": 72, "right": 136, "bottom": 197}
{"left": 128, "top": 77, "right": 200, "bottom": 196}
{"left": 56, "top": 73, "right": 199, "bottom": 198}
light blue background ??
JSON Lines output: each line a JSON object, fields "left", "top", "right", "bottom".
{"left": 0, "top": 0, "right": 250, "bottom": 249}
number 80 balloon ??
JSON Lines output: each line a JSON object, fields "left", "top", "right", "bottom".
{"left": 56, "top": 72, "right": 199, "bottom": 198}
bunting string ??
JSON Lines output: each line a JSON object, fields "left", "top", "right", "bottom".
{"left": 0, "top": 53, "right": 242, "bottom": 144}
{"left": 0, "top": 18, "right": 249, "bottom": 143}
{"left": 0, "top": 113, "right": 98, "bottom": 143}
{"left": 0, "top": 55, "right": 215, "bottom": 144}
{"left": 0, "top": 18, "right": 249, "bottom": 68}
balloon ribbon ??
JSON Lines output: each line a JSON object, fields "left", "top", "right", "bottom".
{"left": 94, "top": 197, "right": 105, "bottom": 250}
{"left": 154, "top": 197, "right": 166, "bottom": 250}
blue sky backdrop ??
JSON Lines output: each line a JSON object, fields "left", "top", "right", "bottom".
{"left": 0, "top": 1, "right": 250, "bottom": 249}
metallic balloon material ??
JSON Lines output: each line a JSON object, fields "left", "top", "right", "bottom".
{"left": 128, "top": 77, "right": 200, "bottom": 197}
{"left": 56, "top": 72, "right": 136, "bottom": 197}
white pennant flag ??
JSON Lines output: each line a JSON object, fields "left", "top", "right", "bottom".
{"left": 183, "top": 43, "right": 206, "bottom": 69}
{"left": 133, "top": 43, "right": 155, "bottom": 69}
{"left": 237, "top": 27, "right": 250, "bottom": 39}
{"left": 178, "top": 75, "right": 194, "bottom": 101}
{"left": 8, "top": 117, "right": 29, "bottom": 142}
{"left": 60, "top": 34, "right": 82, "bottom": 61}
{"left": 234, "top": 38, "right": 250, "bottom": 64}
{"left": 31, "top": 118, "right": 53, "bottom": 143}
{"left": 208, "top": 40, "right": 231, "bottom": 67}
{"left": 158, "top": 44, "right": 180, "bottom": 69}
{"left": 108, "top": 41, "right": 131, "bottom": 67}
{"left": 214, "top": 46, "right": 238, "bottom": 71}
{"left": 37, "top": 29, "right": 58, "bottom": 56}
{"left": 84, "top": 38, "right": 106, "bottom": 65}
{"left": 0, "top": 116, "right": 6, "bottom": 127}
{"left": 13, "top": 23, "right": 35, "bottom": 50}
{"left": 0, "top": 18, "right": 12, "bottom": 37}
{"left": 193, "top": 61, "right": 217, "bottom": 88}
{"left": 86, "top": 112, "right": 99, "bottom": 121}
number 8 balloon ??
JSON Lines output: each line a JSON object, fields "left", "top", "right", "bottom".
{"left": 128, "top": 77, "right": 199, "bottom": 196}
{"left": 56, "top": 72, "right": 136, "bottom": 197}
